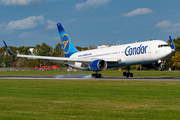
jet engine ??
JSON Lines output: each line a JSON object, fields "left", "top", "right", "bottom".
{"left": 142, "top": 62, "right": 162, "bottom": 69}
{"left": 89, "top": 59, "right": 107, "bottom": 71}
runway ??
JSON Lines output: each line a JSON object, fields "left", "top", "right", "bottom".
{"left": 0, "top": 75, "right": 180, "bottom": 81}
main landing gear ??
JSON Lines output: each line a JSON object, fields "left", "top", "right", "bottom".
{"left": 123, "top": 66, "right": 133, "bottom": 78}
{"left": 91, "top": 72, "right": 102, "bottom": 78}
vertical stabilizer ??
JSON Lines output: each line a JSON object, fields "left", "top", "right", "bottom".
{"left": 57, "top": 23, "right": 78, "bottom": 57}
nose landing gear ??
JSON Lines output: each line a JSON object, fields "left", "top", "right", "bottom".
{"left": 123, "top": 66, "right": 133, "bottom": 78}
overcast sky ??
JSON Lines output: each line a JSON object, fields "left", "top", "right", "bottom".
{"left": 1, "top": 0, "right": 180, "bottom": 48}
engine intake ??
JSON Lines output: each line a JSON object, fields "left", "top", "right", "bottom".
{"left": 90, "top": 59, "right": 107, "bottom": 71}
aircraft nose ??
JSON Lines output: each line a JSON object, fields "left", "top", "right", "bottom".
{"left": 163, "top": 47, "right": 173, "bottom": 59}
{"left": 168, "top": 47, "right": 173, "bottom": 54}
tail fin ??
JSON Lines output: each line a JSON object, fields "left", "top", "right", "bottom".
{"left": 169, "top": 36, "right": 175, "bottom": 51}
{"left": 57, "top": 23, "right": 78, "bottom": 57}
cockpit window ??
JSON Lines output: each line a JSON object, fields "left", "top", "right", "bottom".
{"left": 158, "top": 44, "right": 169, "bottom": 48}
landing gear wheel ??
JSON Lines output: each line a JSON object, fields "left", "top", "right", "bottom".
{"left": 123, "top": 72, "right": 133, "bottom": 78}
{"left": 123, "top": 66, "right": 134, "bottom": 78}
{"left": 97, "top": 73, "right": 101, "bottom": 78}
{"left": 123, "top": 72, "right": 127, "bottom": 76}
{"left": 130, "top": 73, "right": 133, "bottom": 77}
{"left": 95, "top": 74, "right": 98, "bottom": 78}
{"left": 91, "top": 73, "right": 102, "bottom": 78}
{"left": 91, "top": 74, "right": 95, "bottom": 77}
{"left": 126, "top": 73, "right": 130, "bottom": 78}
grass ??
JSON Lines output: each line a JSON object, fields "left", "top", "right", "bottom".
{"left": 0, "top": 79, "right": 180, "bottom": 119}
{"left": 0, "top": 70, "right": 180, "bottom": 77}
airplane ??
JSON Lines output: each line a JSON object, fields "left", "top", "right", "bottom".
{"left": 3, "top": 23, "right": 175, "bottom": 78}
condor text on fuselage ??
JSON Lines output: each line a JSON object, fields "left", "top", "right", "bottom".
{"left": 125, "top": 44, "right": 148, "bottom": 56}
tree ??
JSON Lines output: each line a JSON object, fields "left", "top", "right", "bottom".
{"left": 27, "top": 60, "right": 39, "bottom": 68}
{"left": 33, "top": 44, "right": 41, "bottom": 55}
{"left": 164, "top": 54, "right": 174, "bottom": 70}
{"left": 18, "top": 46, "right": 32, "bottom": 55}
{"left": 16, "top": 58, "right": 28, "bottom": 68}
{"left": 0, "top": 47, "right": 6, "bottom": 67}
{"left": 53, "top": 43, "right": 64, "bottom": 57}
{"left": 165, "top": 37, "right": 180, "bottom": 70}
{"left": 172, "top": 51, "right": 180, "bottom": 70}
{"left": 34, "top": 43, "right": 53, "bottom": 56}
{"left": 168, "top": 37, "right": 180, "bottom": 52}
{"left": 75, "top": 46, "right": 89, "bottom": 51}
{"left": 11, "top": 62, "right": 17, "bottom": 67}
{"left": 89, "top": 45, "right": 96, "bottom": 50}
{"left": 1, "top": 46, "right": 18, "bottom": 67}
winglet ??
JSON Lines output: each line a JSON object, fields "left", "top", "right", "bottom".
{"left": 169, "top": 36, "right": 175, "bottom": 51}
{"left": 3, "top": 41, "right": 16, "bottom": 56}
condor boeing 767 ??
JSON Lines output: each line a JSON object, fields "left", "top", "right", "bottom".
{"left": 3, "top": 23, "right": 175, "bottom": 78}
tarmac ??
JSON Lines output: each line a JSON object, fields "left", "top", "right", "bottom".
{"left": 0, "top": 75, "right": 180, "bottom": 81}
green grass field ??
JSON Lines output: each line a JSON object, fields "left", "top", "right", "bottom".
{"left": 0, "top": 70, "right": 180, "bottom": 77}
{"left": 0, "top": 70, "right": 180, "bottom": 119}
{"left": 0, "top": 79, "right": 180, "bottom": 119}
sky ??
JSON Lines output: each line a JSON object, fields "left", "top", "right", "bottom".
{"left": 1, "top": 0, "right": 180, "bottom": 48}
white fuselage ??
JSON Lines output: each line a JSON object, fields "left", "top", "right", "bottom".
{"left": 69, "top": 40, "right": 172, "bottom": 69}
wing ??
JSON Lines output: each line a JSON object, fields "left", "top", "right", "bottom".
{"left": 3, "top": 41, "right": 78, "bottom": 64}
{"left": 17, "top": 54, "right": 92, "bottom": 65}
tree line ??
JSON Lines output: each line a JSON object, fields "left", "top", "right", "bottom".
{"left": 165, "top": 37, "right": 180, "bottom": 70}
{"left": 0, "top": 37, "right": 180, "bottom": 70}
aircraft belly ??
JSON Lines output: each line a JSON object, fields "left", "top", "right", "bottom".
{"left": 107, "top": 60, "right": 157, "bottom": 68}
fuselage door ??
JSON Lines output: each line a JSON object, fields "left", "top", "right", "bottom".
{"left": 147, "top": 44, "right": 151, "bottom": 54}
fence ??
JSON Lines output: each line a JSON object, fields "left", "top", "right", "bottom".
{"left": 0, "top": 67, "right": 67, "bottom": 71}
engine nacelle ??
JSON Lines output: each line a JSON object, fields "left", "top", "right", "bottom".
{"left": 142, "top": 62, "right": 161, "bottom": 69}
{"left": 89, "top": 59, "right": 107, "bottom": 71}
